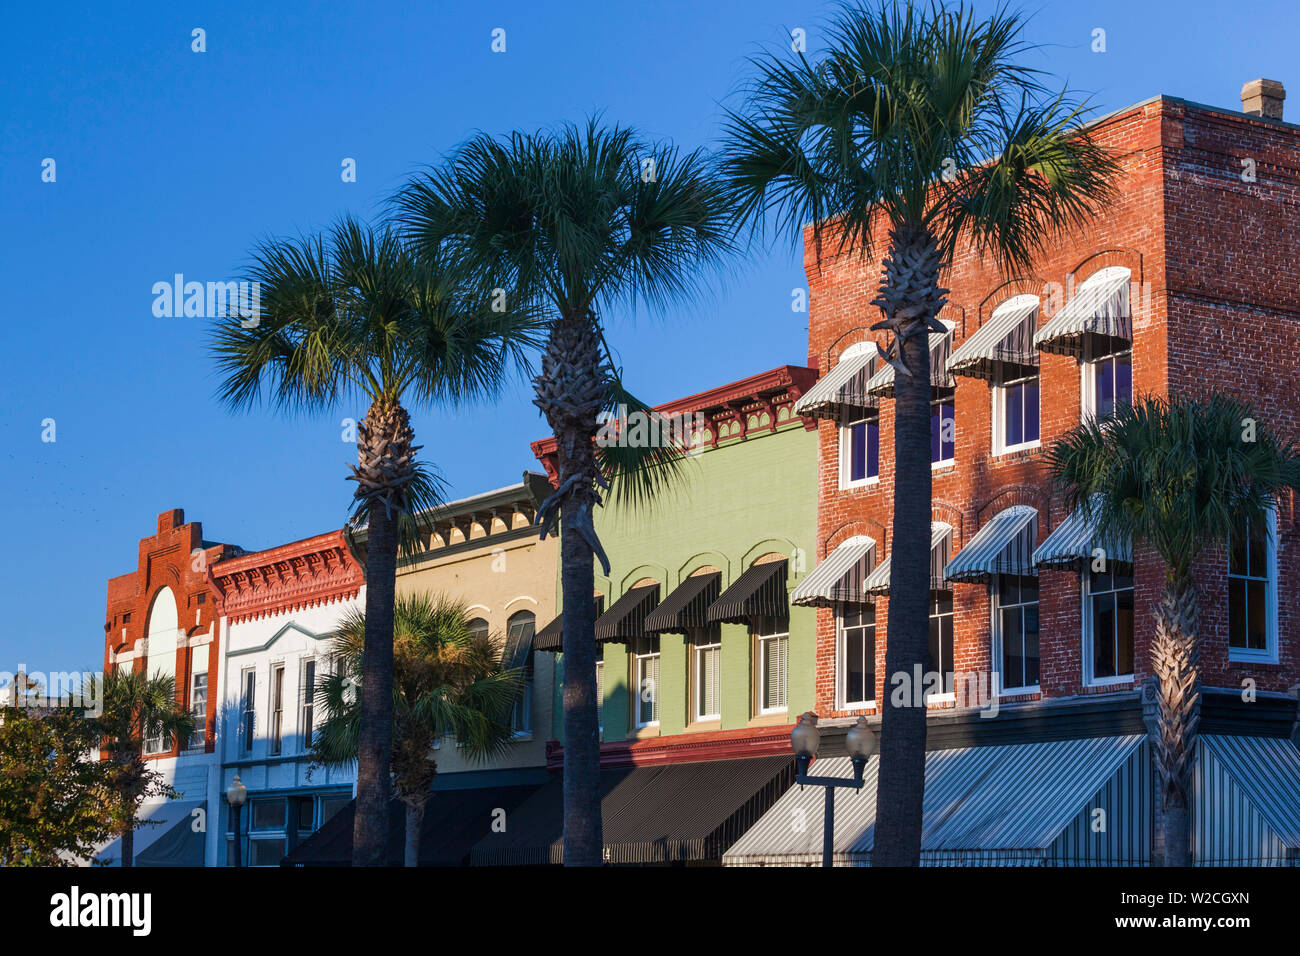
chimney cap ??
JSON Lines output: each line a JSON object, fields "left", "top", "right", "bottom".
{"left": 1241, "top": 78, "right": 1286, "bottom": 120}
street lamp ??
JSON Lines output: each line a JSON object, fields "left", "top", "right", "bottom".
{"left": 226, "top": 775, "right": 247, "bottom": 868}
{"left": 790, "top": 713, "right": 878, "bottom": 867}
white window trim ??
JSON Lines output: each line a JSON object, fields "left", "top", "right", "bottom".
{"left": 633, "top": 645, "right": 660, "bottom": 729}
{"left": 691, "top": 630, "right": 722, "bottom": 723}
{"left": 839, "top": 415, "right": 880, "bottom": 490}
{"left": 240, "top": 667, "right": 256, "bottom": 754}
{"left": 186, "top": 670, "right": 208, "bottom": 751}
{"left": 931, "top": 397, "right": 956, "bottom": 468}
{"left": 1081, "top": 573, "right": 1136, "bottom": 687}
{"left": 298, "top": 657, "right": 315, "bottom": 754}
{"left": 991, "top": 375, "right": 1042, "bottom": 456}
{"left": 1228, "top": 506, "right": 1280, "bottom": 663}
{"left": 990, "top": 578, "right": 1041, "bottom": 696}
{"left": 1080, "top": 349, "right": 1133, "bottom": 423}
{"left": 836, "top": 604, "right": 877, "bottom": 710}
{"left": 755, "top": 627, "right": 790, "bottom": 716}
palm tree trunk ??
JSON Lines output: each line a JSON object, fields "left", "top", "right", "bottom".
{"left": 1152, "top": 576, "right": 1200, "bottom": 867}
{"left": 121, "top": 812, "right": 134, "bottom": 869}
{"left": 403, "top": 797, "right": 426, "bottom": 867}
{"left": 534, "top": 308, "right": 610, "bottom": 867}
{"left": 872, "top": 227, "right": 946, "bottom": 867}
{"left": 350, "top": 394, "right": 414, "bottom": 867}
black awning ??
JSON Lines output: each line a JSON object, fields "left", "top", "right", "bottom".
{"left": 534, "top": 595, "right": 605, "bottom": 653}
{"left": 706, "top": 561, "right": 788, "bottom": 624}
{"left": 282, "top": 782, "right": 542, "bottom": 867}
{"left": 470, "top": 755, "right": 796, "bottom": 865}
{"left": 644, "top": 572, "right": 721, "bottom": 633}
{"left": 593, "top": 584, "right": 659, "bottom": 643}
{"left": 135, "top": 805, "right": 206, "bottom": 867}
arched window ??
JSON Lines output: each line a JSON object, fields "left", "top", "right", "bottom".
{"left": 144, "top": 588, "right": 179, "bottom": 754}
{"left": 467, "top": 617, "right": 490, "bottom": 641}
{"left": 504, "top": 611, "right": 536, "bottom": 736}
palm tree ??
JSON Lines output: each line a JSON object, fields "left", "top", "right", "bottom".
{"left": 210, "top": 218, "right": 538, "bottom": 866}
{"left": 1047, "top": 393, "right": 1300, "bottom": 865}
{"left": 312, "top": 593, "right": 521, "bottom": 866}
{"left": 718, "top": 0, "right": 1118, "bottom": 865}
{"left": 392, "top": 120, "right": 733, "bottom": 865}
{"left": 91, "top": 669, "right": 195, "bottom": 868}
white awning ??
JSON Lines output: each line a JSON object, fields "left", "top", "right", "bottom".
{"left": 1034, "top": 266, "right": 1132, "bottom": 358}
{"left": 944, "top": 505, "right": 1038, "bottom": 583}
{"left": 794, "top": 344, "right": 877, "bottom": 419}
{"left": 864, "top": 522, "right": 952, "bottom": 595}
{"left": 791, "top": 536, "right": 877, "bottom": 607}
{"left": 947, "top": 295, "right": 1039, "bottom": 382}
{"left": 1032, "top": 499, "right": 1132, "bottom": 570}
{"left": 865, "top": 330, "right": 954, "bottom": 397}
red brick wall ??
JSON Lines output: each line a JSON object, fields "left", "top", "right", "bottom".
{"left": 804, "top": 97, "right": 1299, "bottom": 717}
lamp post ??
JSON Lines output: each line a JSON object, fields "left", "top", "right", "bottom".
{"left": 226, "top": 775, "right": 247, "bottom": 868}
{"left": 790, "top": 712, "right": 878, "bottom": 868}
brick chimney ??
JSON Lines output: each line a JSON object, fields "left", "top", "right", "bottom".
{"left": 1241, "top": 78, "right": 1285, "bottom": 120}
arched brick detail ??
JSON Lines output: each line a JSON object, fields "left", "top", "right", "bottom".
{"left": 1068, "top": 248, "right": 1144, "bottom": 286}
{"left": 825, "top": 326, "right": 884, "bottom": 370}
{"left": 930, "top": 499, "right": 965, "bottom": 546}
{"left": 824, "top": 516, "right": 887, "bottom": 556}
{"left": 976, "top": 276, "right": 1049, "bottom": 327}
{"left": 975, "top": 485, "right": 1052, "bottom": 537}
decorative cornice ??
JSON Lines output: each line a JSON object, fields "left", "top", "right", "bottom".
{"left": 211, "top": 530, "right": 363, "bottom": 624}
{"left": 545, "top": 724, "right": 795, "bottom": 770}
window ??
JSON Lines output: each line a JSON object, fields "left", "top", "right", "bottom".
{"left": 1085, "top": 569, "right": 1135, "bottom": 683}
{"left": 250, "top": 798, "right": 285, "bottom": 830}
{"left": 506, "top": 612, "right": 536, "bottom": 737}
{"left": 995, "top": 575, "right": 1040, "bottom": 692}
{"left": 299, "top": 659, "right": 315, "bottom": 752}
{"left": 320, "top": 795, "right": 351, "bottom": 825}
{"left": 633, "top": 636, "right": 661, "bottom": 728}
{"left": 1084, "top": 350, "right": 1132, "bottom": 420}
{"left": 691, "top": 626, "right": 722, "bottom": 722}
{"left": 927, "top": 592, "right": 955, "bottom": 699}
{"left": 122, "top": 612, "right": 131, "bottom": 624}
{"left": 294, "top": 795, "right": 315, "bottom": 834}
{"left": 993, "top": 375, "right": 1040, "bottom": 454}
{"left": 931, "top": 392, "right": 956, "bottom": 465}
{"left": 467, "top": 617, "right": 490, "bottom": 640}
{"left": 240, "top": 669, "right": 256, "bottom": 754}
{"left": 754, "top": 615, "right": 790, "bottom": 714}
{"left": 839, "top": 604, "right": 876, "bottom": 707}
{"left": 144, "top": 678, "right": 175, "bottom": 755}
{"left": 188, "top": 671, "right": 208, "bottom": 750}
{"left": 1229, "top": 510, "right": 1277, "bottom": 660}
{"left": 269, "top": 664, "right": 285, "bottom": 755}
{"left": 840, "top": 413, "right": 880, "bottom": 488}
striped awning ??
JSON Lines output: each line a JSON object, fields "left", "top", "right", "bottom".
{"left": 944, "top": 506, "right": 1038, "bottom": 583}
{"left": 472, "top": 755, "right": 796, "bottom": 865}
{"left": 706, "top": 561, "right": 788, "bottom": 624}
{"left": 1034, "top": 266, "right": 1132, "bottom": 358}
{"left": 593, "top": 584, "right": 659, "bottom": 643}
{"left": 794, "top": 345, "right": 877, "bottom": 419}
{"left": 1195, "top": 735, "right": 1300, "bottom": 865}
{"left": 1032, "top": 501, "right": 1132, "bottom": 571}
{"left": 864, "top": 523, "right": 952, "bottom": 595}
{"left": 723, "top": 735, "right": 1149, "bottom": 866}
{"left": 534, "top": 596, "right": 605, "bottom": 652}
{"left": 947, "top": 295, "right": 1039, "bottom": 382}
{"left": 791, "top": 536, "right": 877, "bottom": 607}
{"left": 644, "top": 572, "right": 721, "bottom": 633}
{"left": 865, "top": 330, "right": 954, "bottom": 397}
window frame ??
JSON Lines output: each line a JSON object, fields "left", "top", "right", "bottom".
{"left": 991, "top": 373, "right": 1042, "bottom": 456}
{"left": 632, "top": 636, "right": 661, "bottom": 729}
{"left": 836, "top": 602, "right": 877, "bottom": 709}
{"left": 1228, "top": 507, "right": 1279, "bottom": 663}
{"left": 299, "top": 658, "right": 315, "bottom": 753}
{"left": 240, "top": 668, "right": 256, "bottom": 754}
{"left": 1081, "top": 569, "right": 1136, "bottom": 687}
{"left": 1080, "top": 348, "right": 1133, "bottom": 422}
{"left": 689, "top": 625, "right": 722, "bottom": 723}
{"left": 187, "top": 669, "right": 208, "bottom": 751}
{"left": 838, "top": 412, "right": 880, "bottom": 489}
{"left": 991, "top": 574, "right": 1041, "bottom": 695}
{"left": 926, "top": 590, "right": 956, "bottom": 703}
{"left": 753, "top": 615, "right": 790, "bottom": 716}
{"left": 269, "top": 663, "right": 285, "bottom": 756}
{"left": 930, "top": 392, "right": 956, "bottom": 468}
{"left": 505, "top": 611, "right": 536, "bottom": 738}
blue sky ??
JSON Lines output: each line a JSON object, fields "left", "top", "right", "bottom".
{"left": 2, "top": 0, "right": 1294, "bottom": 670}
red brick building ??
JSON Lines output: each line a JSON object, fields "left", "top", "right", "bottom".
{"left": 799, "top": 86, "right": 1299, "bottom": 722}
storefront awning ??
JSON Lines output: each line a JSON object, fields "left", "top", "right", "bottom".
{"left": 594, "top": 584, "right": 659, "bottom": 643}
{"left": 706, "top": 561, "right": 788, "bottom": 624}
{"left": 793, "top": 345, "right": 877, "bottom": 419}
{"left": 791, "top": 537, "right": 877, "bottom": 607}
{"left": 1034, "top": 266, "right": 1131, "bottom": 359}
{"left": 723, "top": 735, "right": 1149, "bottom": 866}
{"left": 284, "top": 782, "right": 543, "bottom": 866}
{"left": 947, "top": 295, "right": 1039, "bottom": 382}
{"left": 471, "top": 755, "right": 796, "bottom": 865}
{"left": 1195, "top": 735, "right": 1300, "bottom": 866}
{"left": 534, "top": 596, "right": 605, "bottom": 652}
{"left": 944, "top": 506, "right": 1037, "bottom": 583}
{"left": 1032, "top": 501, "right": 1132, "bottom": 570}
{"left": 96, "top": 799, "right": 205, "bottom": 867}
{"left": 865, "top": 330, "right": 954, "bottom": 398}
{"left": 134, "top": 801, "right": 207, "bottom": 867}
{"left": 644, "top": 572, "right": 721, "bottom": 633}
{"left": 864, "top": 523, "right": 952, "bottom": 594}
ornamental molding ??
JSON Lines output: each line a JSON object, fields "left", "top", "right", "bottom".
{"left": 211, "top": 530, "right": 363, "bottom": 624}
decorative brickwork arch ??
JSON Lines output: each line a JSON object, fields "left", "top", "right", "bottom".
{"left": 976, "top": 485, "right": 1053, "bottom": 539}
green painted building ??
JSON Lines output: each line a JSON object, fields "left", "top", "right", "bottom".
{"left": 534, "top": 365, "right": 820, "bottom": 755}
